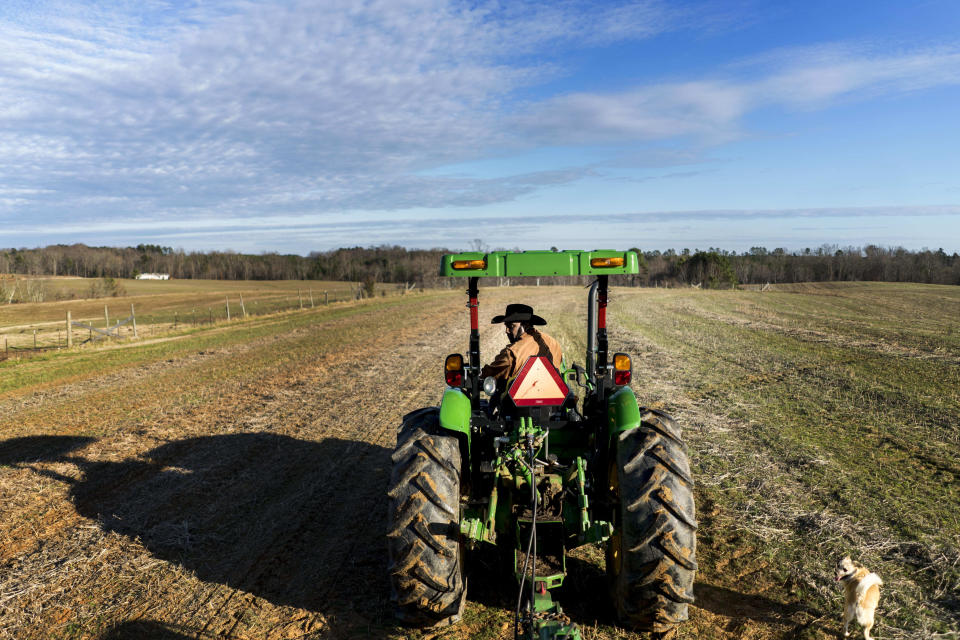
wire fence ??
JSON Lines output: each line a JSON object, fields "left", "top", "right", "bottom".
{"left": 0, "top": 287, "right": 387, "bottom": 362}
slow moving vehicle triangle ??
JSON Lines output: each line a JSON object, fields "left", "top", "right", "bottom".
{"left": 507, "top": 356, "right": 569, "bottom": 406}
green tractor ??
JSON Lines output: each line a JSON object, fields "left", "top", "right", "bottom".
{"left": 387, "top": 250, "right": 696, "bottom": 639}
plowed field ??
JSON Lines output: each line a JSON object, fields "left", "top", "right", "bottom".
{"left": 1, "top": 284, "right": 958, "bottom": 640}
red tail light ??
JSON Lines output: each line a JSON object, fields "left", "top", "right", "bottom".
{"left": 445, "top": 353, "right": 464, "bottom": 387}
{"left": 613, "top": 353, "right": 632, "bottom": 386}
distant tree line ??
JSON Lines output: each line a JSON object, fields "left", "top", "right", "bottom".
{"left": 1, "top": 243, "right": 958, "bottom": 288}
{"left": 634, "top": 245, "right": 960, "bottom": 288}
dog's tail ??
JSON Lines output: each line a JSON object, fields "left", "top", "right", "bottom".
{"left": 856, "top": 572, "right": 883, "bottom": 603}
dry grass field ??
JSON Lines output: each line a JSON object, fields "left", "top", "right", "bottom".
{"left": 1, "top": 282, "right": 958, "bottom": 640}
{"left": 0, "top": 278, "right": 398, "bottom": 353}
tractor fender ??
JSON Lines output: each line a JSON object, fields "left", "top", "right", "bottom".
{"left": 606, "top": 386, "right": 642, "bottom": 444}
{"left": 438, "top": 387, "right": 472, "bottom": 456}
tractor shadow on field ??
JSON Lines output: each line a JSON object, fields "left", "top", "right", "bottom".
{"left": 0, "top": 435, "right": 97, "bottom": 467}
{"left": 51, "top": 432, "right": 400, "bottom": 636}
{"left": 96, "top": 620, "right": 194, "bottom": 640}
{"left": 693, "top": 582, "right": 826, "bottom": 635}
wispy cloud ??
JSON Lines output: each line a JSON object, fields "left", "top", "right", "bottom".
{"left": 5, "top": 204, "right": 956, "bottom": 252}
{"left": 0, "top": 2, "right": 958, "bottom": 251}
{"left": 751, "top": 42, "right": 960, "bottom": 106}
{"left": 513, "top": 81, "right": 749, "bottom": 143}
{"left": 516, "top": 42, "right": 960, "bottom": 143}
{"left": 0, "top": 0, "right": 682, "bottom": 227}
{"left": 475, "top": 0, "right": 680, "bottom": 50}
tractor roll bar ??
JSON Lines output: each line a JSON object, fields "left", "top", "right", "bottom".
{"left": 586, "top": 276, "right": 609, "bottom": 388}
{"left": 597, "top": 275, "right": 609, "bottom": 375}
{"left": 587, "top": 280, "right": 597, "bottom": 384}
{"left": 467, "top": 277, "right": 480, "bottom": 407}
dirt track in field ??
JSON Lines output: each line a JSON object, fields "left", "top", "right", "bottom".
{"left": 0, "top": 288, "right": 850, "bottom": 640}
{"left": 1, "top": 291, "right": 547, "bottom": 639}
{"left": 2, "top": 294, "right": 460, "bottom": 638}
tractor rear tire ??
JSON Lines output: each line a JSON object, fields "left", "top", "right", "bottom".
{"left": 607, "top": 408, "right": 697, "bottom": 637}
{"left": 387, "top": 408, "right": 466, "bottom": 627}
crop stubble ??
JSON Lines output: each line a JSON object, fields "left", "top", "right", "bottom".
{"left": 609, "top": 286, "right": 959, "bottom": 640}
{"left": 2, "top": 284, "right": 958, "bottom": 640}
{"left": 2, "top": 289, "right": 585, "bottom": 640}
{"left": 2, "top": 293, "right": 476, "bottom": 639}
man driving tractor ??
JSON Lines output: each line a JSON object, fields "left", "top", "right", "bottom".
{"left": 480, "top": 303, "right": 563, "bottom": 382}
{"left": 389, "top": 252, "right": 696, "bottom": 640}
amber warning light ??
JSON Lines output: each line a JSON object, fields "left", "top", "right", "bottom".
{"left": 445, "top": 353, "right": 464, "bottom": 387}
{"left": 451, "top": 259, "right": 486, "bottom": 270}
{"left": 613, "top": 353, "right": 632, "bottom": 386}
{"left": 590, "top": 256, "right": 625, "bottom": 268}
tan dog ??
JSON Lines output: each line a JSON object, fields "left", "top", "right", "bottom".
{"left": 835, "top": 556, "right": 883, "bottom": 639}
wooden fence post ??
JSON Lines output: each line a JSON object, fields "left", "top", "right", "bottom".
{"left": 239, "top": 294, "right": 247, "bottom": 317}
{"left": 310, "top": 290, "right": 314, "bottom": 308}
{"left": 226, "top": 296, "right": 231, "bottom": 321}
{"left": 324, "top": 291, "right": 328, "bottom": 305}
{"left": 131, "top": 304, "right": 137, "bottom": 338}
{"left": 298, "top": 290, "right": 303, "bottom": 310}
{"left": 104, "top": 305, "right": 109, "bottom": 336}
{"left": 67, "top": 311, "right": 72, "bottom": 348}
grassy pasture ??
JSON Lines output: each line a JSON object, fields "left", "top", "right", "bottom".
{"left": 0, "top": 282, "right": 957, "bottom": 639}
{"left": 0, "top": 277, "right": 399, "bottom": 352}
{"left": 604, "top": 283, "right": 960, "bottom": 639}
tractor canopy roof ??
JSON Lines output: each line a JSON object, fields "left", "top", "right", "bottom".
{"left": 440, "top": 250, "right": 639, "bottom": 278}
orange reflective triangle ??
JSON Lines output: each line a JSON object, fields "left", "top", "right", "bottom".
{"left": 508, "top": 356, "right": 569, "bottom": 406}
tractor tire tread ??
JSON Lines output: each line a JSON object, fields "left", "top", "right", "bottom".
{"left": 388, "top": 408, "right": 465, "bottom": 628}
{"left": 609, "top": 412, "right": 697, "bottom": 634}
{"left": 639, "top": 408, "right": 684, "bottom": 444}
{"left": 654, "top": 487, "right": 699, "bottom": 530}
{"left": 649, "top": 447, "right": 695, "bottom": 487}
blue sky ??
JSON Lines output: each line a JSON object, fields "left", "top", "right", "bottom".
{"left": 1, "top": 0, "right": 958, "bottom": 254}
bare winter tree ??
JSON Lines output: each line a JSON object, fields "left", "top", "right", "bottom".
{"left": 0, "top": 244, "right": 957, "bottom": 287}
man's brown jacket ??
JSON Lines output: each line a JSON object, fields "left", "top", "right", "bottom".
{"left": 480, "top": 328, "right": 563, "bottom": 382}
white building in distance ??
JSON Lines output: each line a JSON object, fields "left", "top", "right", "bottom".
{"left": 136, "top": 273, "right": 170, "bottom": 280}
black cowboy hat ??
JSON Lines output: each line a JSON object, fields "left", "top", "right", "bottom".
{"left": 491, "top": 303, "right": 547, "bottom": 326}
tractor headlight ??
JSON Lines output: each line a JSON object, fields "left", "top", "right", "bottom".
{"left": 483, "top": 376, "right": 497, "bottom": 396}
